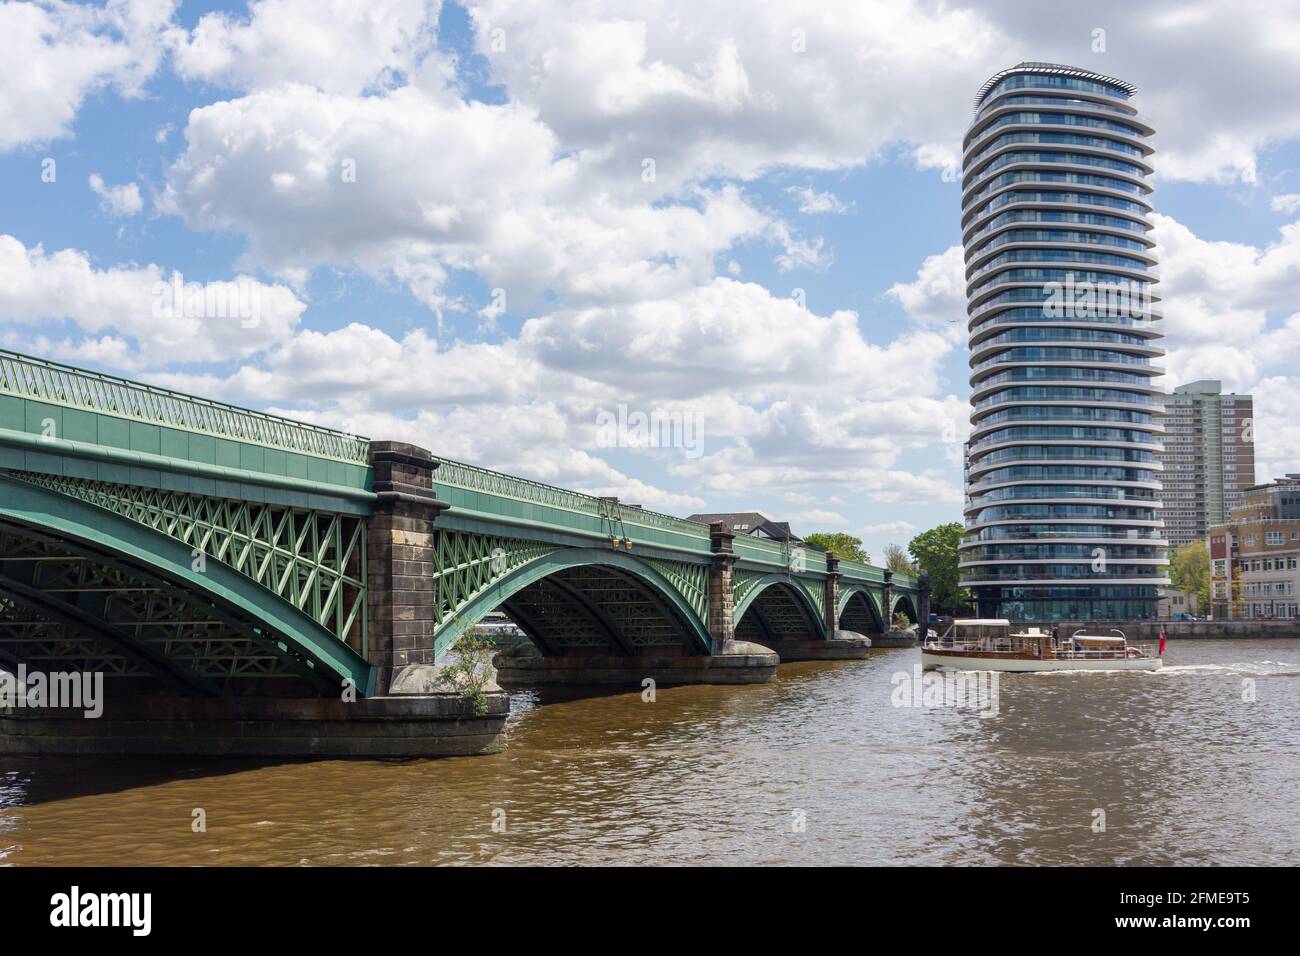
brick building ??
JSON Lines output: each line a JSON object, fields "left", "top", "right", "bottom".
{"left": 1208, "top": 475, "right": 1300, "bottom": 619}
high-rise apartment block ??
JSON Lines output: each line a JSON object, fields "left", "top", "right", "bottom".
{"left": 959, "top": 63, "right": 1168, "bottom": 621}
{"left": 1158, "top": 381, "right": 1255, "bottom": 549}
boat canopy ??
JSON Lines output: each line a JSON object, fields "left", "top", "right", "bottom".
{"left": 1072, "top": 634, "right": 1126, "bottom": 642}
{"left": 951, "top": 619, "right": 1011, "bottom": 628}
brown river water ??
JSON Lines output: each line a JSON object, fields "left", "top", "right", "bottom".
{"left": 2, "top": 639, "right": 1297, "bottom": 866}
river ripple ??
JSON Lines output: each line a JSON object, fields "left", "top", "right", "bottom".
{"left": 2, "top": 639, "right": 1297, "bottom": 865}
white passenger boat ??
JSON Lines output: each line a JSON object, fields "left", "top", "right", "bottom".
{"left": 921, "top": 619, "right": 1162, "bottom": 673}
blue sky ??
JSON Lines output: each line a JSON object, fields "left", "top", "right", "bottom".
{"left": 3, "top": 0, "right": 1300, "bottom": 561}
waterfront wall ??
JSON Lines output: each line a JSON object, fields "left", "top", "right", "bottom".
{"left": 1042, "top": 620, "right": 1300, "bottom": 640}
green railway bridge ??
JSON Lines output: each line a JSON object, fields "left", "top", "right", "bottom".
{"left": 0, "top": 351, "right": 927, "bottom": 755}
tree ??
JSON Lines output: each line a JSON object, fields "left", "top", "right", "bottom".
{"left": 907, "top": 522, "right": 971, "bottom": 614}
{"left": 1169, "top": 540, "right": 1210, "bottom": 612}
{"left": 802, "top": 532, "right": 869, "bottom": 564}
{"left": 435, "top": 634, "right": 496, "bottom": 715}
{"left": 883, "top": 543, "right": 915, "bottom": 574}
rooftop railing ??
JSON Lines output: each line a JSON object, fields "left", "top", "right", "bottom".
{"left": 0, "top": 349, "right": 370, "bottom": 464}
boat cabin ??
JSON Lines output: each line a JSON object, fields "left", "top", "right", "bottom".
{"left": 923, "top": 616, "right": 1160, "bottom": 672}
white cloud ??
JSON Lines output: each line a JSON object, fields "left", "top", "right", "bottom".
{"left": 0, "top": 0, "right": 175, "bottom": 151}
{"left": 469, "top": 0, "right": 1002, "bottom": 192}
{"left": 147, "top": 1, "right": 1300, "bottom": 508}
{"left": 168, "top": 0, "right": 442, "bottom": 95}
{"left": 888, "top": 244, "right": 967, "bottom": 337}
{"left": 13, "top": 0, "right": 1300, "bottom": 525}
{"left": 88, "top": 173, "right": 143, "bottom": 217}
{"left": 787, "top": 185, "right": 854, "bottom": 215}
{"left": 519, "top": 277, "right": 948, "bottom": 400}
{"left": 1271, "top": 194, "right": 1300, "bottom": 215}
{"left": 1252, "top": 376, "right": 1300, "bottom": 482}
{"left": 468, "top": 0, "right": 1300, "bottom": 188}
{"left": 770, "top": 225, "right": 831, "bottom": 272}
{"left": 1151, "top": 213, "right": 1300, "bottom": 480}
{"left": 0, "top": 234, "right": 304, "bottom": 365}
{"left": 786, "top": 509, "right": 850, "bottom": 528}
{"left": 1154, "top": 213, "right": 1300, "bottom": 358}
{"left": 161, "top": 83, "right": 792, "bottom": 313}
{"left": 857, "top": 520, "right": 920, "bottom": 536}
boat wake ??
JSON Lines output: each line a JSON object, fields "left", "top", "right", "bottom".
{"left": 1157, "top": 661, "right": 1299, "bottom": 677}
{"left": 1021, "top": 667, "right": 1160, "bottom": 677}
{"left": 1014, "top": 660, "right": 1299, "bottom": 678}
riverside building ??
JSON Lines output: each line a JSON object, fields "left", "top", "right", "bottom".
{"left": 1208, "top": 476, "right": 1300, "bottom": 620}
{"left": 959, "top": 63, "right": 1169, "bottom": 622}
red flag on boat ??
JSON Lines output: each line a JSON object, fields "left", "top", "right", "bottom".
{"left": 1159, "top": 628, "right": 1167, "bottom": 655}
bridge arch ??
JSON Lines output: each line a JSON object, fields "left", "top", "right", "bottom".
{"left": 437, "top": 548, "right": 713, "bottom": 658}
{"left": 0, "top": 474, "right": 373, "bottom": 696}
{"left": 733, "top": 575, "right": 827, "bottom": 645}
{"left": 891, "top": 592, "right": 919, "bottom": 625}
{"left": 837, "top": 585, "right": 886, "bottom": 634}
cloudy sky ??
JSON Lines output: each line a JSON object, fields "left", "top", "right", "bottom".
{"left": 3, "top": 0, "right": 1300, "bottom": 559}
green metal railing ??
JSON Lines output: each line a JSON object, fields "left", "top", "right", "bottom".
{"left": 429, "top": 455, "right": 713, "bottom": 540}
{"left": 730, "top": 533, "right": 787, "bottom": 562}
{"left": 0, "top": 349, "right": 370, "bottom": 464}
{"left": 732, "top": 534, "right": 828, "bottom": 574}
{"left": 428, "top": 455, "right": 906, "bottom": 584}
{"left": 838, "top": 558, "right": 887, "bottom": 583}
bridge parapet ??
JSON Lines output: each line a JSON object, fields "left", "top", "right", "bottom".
{"left": 428, "top": 454, "right": 712, "bottom": 557}
{"left": 892, "top": 570, "right": 919, "bottom": 590}
{"left": 0, "top": 349, "right": 371, "bottom": 498}
{"left": 0, "top": 350, "right": 369, "bottom": 463}
{"left": 731, "top": 534, "right": 829, "bottom": 575}
{"left": 838, "top": 558, "right": 886, "bottom": 584}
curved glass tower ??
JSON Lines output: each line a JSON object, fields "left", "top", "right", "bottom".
{"left": 959, "top": 63, "right": 1169, "bottom": 622}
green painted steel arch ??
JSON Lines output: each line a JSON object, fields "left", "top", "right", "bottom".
{"left": 0, "top": 474, "right": 373, "bottom": 694}
{"left": 891, "top": 591, "right": 920, "bottom": 623}
{"left": 436, "top": 547, "right": 713, "bottom": 657}
{"left": 732, "top": 573, "right": 828, "bottom": 640}
{"left": 837, "top": 583, "right": 886, "bottom": 631}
